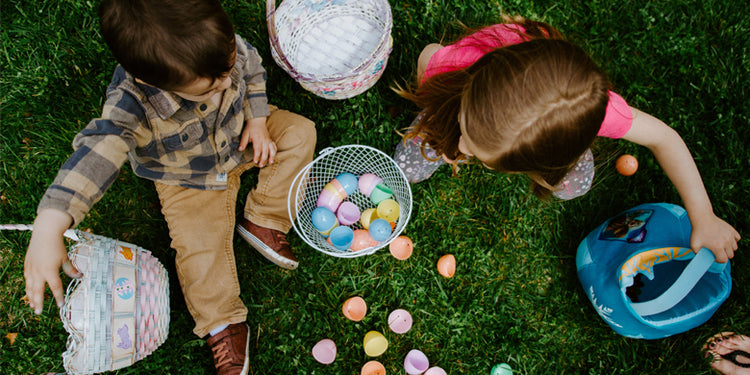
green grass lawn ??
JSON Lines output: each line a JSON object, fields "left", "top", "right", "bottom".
{"left": 1, "top": 0, "right": 748, "bottom": 374}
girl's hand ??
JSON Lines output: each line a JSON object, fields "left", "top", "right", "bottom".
{"left": 239, "top": 116, "right": 275, "bottom": 167}
{"left": 24, "top": 209, "right": 80, "bottom": 315}
{"left": 690, "top": 213, "right": 741, "bottom": 263}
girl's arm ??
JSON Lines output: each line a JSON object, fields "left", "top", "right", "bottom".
{"left": 621, "top": 107, "right": 740, "bottom": 262}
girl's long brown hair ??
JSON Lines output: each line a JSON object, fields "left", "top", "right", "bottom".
{"left": 394, "top": 16, "right": 610, "bottom": 199}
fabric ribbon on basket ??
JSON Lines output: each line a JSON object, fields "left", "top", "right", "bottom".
{"left": 267, "top": 0, "right": 393, "bottom": 99}
{"left": 1, "top": 224, "right": 169, "bottom": 374}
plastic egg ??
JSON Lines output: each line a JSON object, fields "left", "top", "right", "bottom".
{"left": 335, "top": 173, "right": 359, "bottom": 196}
{"left": 491, "top": 363, "right": 513, "bottom": 375}
{"left": 360, "top": 208, "right": 379, "bottom": 229}
{"left": 370, "top": 183, "right": 394, "bottom": 204}
{"left": 389, "top": 235, "right": 413, "bottom": 260}
{"left": 351, "top": 229, "right": 378, "bottom": 251}
{"left": 424, "top": 367, "right": 447, "bottom": 375}
{"left": 616, "top": 154, "right": 638, "bottom": 176}
{"left": 377, "top": 199, "right": 400, "bottom": 222}
{"left": 404, "top": 349, "right": 429, "bottom": 375}
{"left": 329, "top": 226, "right": 354, "bottom": 251}
{"left": 311, "top": 207, "right": 338, "bottom": 237}
{"left": 342, "top": 296, "right": 367, "bottom": 321}
{"left": 437, "top": 254, "right": 456, "bottom": 278}
{"left": 388, "top": 309, "right": 413, "bottom": 334}
{"left": 312, "top": 339, "right": 337, "bottom": 364}
{"left": 363, "top": 331, "right": 388, "bottom": 357}
{"left": 368, "top": 219, "right": 392, "bottom": 242}
{"left": 361, "top": 360, "right": 386, "bottom": 375}
{"left": 337, "top": 201, "right": 361, "bottom": 226}
{"left": 358, "top": 173, "right": 383, "bottom": 196}
{"left": 317, "top": 188, "right": 343, "bottom": 213}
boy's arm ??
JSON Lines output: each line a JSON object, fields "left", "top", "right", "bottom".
{"left": 24, "top": 208, "right": 81, "bottom": 315}
{"left": 621, "top": 107, "right": 740, "bottom": 262}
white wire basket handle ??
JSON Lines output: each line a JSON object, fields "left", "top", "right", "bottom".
{"left": 287, "top": 145, "right": 413, "bottom": 258}
{"left": 1, "top": 224, "right": 170, "bottom": 374}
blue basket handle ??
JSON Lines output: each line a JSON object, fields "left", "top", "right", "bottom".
{"left": 631, "top": 248, "right": 725, "bottom": 316}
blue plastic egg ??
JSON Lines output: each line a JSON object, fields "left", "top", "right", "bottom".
{"left": 311, "top": 207, "right": 338, "bottom": 237}
{"left": 335, "top": 173, "right": 359, "bottom": 196}
{"left": 329, "top": 226, "right": 354, "bottom": 251}
{"left": 368, "top": 219, "right": 392, "bottom": 242}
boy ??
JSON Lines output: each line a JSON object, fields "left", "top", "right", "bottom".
{"left": 23, "top": 0, "right": 316, "bottom": 373}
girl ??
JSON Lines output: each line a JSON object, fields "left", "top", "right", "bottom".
{"left": 394, "top": 16, "right": 739, "bottom": 262}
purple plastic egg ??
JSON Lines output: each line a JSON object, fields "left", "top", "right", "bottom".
{"left": 404, "top": 349, "right": 429, "bottom": 375}
{"left": 317, "top": 188, "right": 343, "bottom": 213}
{"left": 336, "top": 201, "right": 361, "bottom": 226}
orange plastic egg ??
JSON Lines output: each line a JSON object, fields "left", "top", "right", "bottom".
{"left": 437, "top": 254, "right": 456, "bottom": 278}
{"left": 351, "top": 229, "right": 378, "bottom": 251}
{"left": 342, "top": 296, "right": 367, "bottom": 321}
{"left": 361, "top": 360, "right": 386, "bottom": 375}
{"left": 616, "top": 154, "right": 638, "bottom": 176}
{"left": 389, "top": 236, "right": 413, "bottom": 260}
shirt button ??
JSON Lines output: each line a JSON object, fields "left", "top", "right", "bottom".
{"left": 200, "top": 104, "right": 207, "bottom": 111}
{"left": 220, "top": 141, "right": 226, "bottom": 147}
{"left": 224, "top": 155, "right": 230, "bottom": 162}
{"left": 182, "top": 134, "right": 189, "bottom": 141}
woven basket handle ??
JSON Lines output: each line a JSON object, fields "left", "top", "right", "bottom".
{"left": 0, "top": 224, "right": 80, "bottom": 242}
{"left": 266, "top": 0, "right": 299, "bottom": 78}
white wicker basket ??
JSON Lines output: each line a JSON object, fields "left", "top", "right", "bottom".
{"left": 266, "top": 0, "right": 393, "bottom": 99}
{"left": 288, "top": 145, "right": 412, "bottom": 257}
{"left": 1, "top": 225, "right": 169, "bottom": 374}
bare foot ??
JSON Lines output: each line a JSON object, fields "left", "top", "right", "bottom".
{"left": 703, "top": 332, "right": 750, "bottom": 375}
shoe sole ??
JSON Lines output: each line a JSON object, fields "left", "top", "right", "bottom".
{"left": 236, "top": 224, "right": 298, "bottom": 270}
{"left": 241, "top": 324, "right": 250, "bottom": 375}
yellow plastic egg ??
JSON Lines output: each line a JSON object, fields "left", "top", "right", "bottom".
{"left": 437, "top": 254, "right": 456, "bottom": 278}
{"left": 360, "top": 208, "right": 379, "bottom": 229}
{"left": 388, "top": 235, "right": 413, "bottom": 260}
{"left": 376, "top": 199, "right": 400, "bottom": 222}
{"left": 363, "top": 331, "right": 388, "bottom": 357}
{"left": 342, "top": 296, "right": 367, "bottom": 321}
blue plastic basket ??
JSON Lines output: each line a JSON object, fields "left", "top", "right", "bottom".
{"left": 576, "top": 203, "right": 731, "bottom": 339}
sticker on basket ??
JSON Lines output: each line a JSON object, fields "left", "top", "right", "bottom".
{"left": 116, "top": 245, "right": 136, "bottom": 264}
{"left": 112, "top": 317, "right": 136, "bottom": 368}
{"left": 599, "top": 209, "right": 653, "bottom": 243}
{"left": 113, "top": 263, "right": 137, "bottom": 313}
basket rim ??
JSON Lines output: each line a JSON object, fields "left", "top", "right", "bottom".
{"left": 287, "top": 145, "right": 412, "bottom": 258}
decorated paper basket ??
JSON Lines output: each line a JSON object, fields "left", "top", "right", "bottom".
{"left": 267, "top": 0, "right": 393, "bottom": 99}
{"left": 1, "top": 225, "right": 169, "bottom": 374}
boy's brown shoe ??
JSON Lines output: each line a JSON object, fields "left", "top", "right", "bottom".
{"left": 206, "top": 323, "right": 249, "bottom": 375}
{"left": 236, "top": 218, "right": 298, "bottom": 270}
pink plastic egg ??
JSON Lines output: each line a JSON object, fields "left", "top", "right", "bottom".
{"left": 437, "top": 254, "right": 456, "bottom": 278}
{"left": 351, "top": 229, "right": 378, "bottom": 251}
{"left": 424, "top": 367, "right": 448, "bottom": 375}
{"left": 337, "top": 201, "right": 360, "bottom": 226}
{"left": 389, "top": 235, "right": 413, "bottom": 260}
{"left": 312, "top": 338, "right": 337, "bottom": 364}
{"left": 388, "top": 309, "right": 413, "bottom": 334}
{"left": 317, "top": 188, "right": 343, "bottom": 213}
{"left": 358, "top": 173, "right": 383, "bottom": 196}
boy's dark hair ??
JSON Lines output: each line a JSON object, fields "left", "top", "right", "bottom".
{"left": 98, "top": 0, "right": 236, "bottom": 91}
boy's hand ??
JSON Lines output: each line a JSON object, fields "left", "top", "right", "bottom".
{"left": 690, "top": 213, "right": 741, "bottom": 263}
{"left": 24, "top": 209, "right": 80, "bottom": 315}
{"left": 238, "top": 116, "right": 275, "bottom": 167}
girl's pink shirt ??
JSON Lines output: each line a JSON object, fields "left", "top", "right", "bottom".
{"left": 423, "top": 24, "right": 633, "bottom": 139}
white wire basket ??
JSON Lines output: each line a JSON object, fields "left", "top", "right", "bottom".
{"left": 288, "top": 145, "right": 413, "bottom": 257}
{"left": 266, "top": 0, "right": 393, "bottom": 99}
{"left": 1, "top": 225, "right": 169, "bottom": 374}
